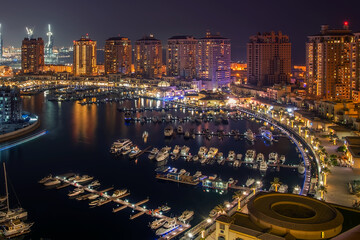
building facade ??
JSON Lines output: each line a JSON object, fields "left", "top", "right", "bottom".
{"left": 247, "top": 31, "right": 291, "bottom": 87}
{"left": 0, "top": 87, "right": 21, "bottom": 124}
{"left": 135, "top": 35, "right": 162, "bottom": 79}
{"left": 73, "top": 35, "right": 97, "bottom": 76}
{"left": 166, "top": 35, "right": 197, "bottom": 79}
{"left": 21, "top": 37, "right": 44, "bottom": 74}
{"left": 196, "top": 31, "right": 231, "bottom": 88}
{"left": 0, "top": 23, "right": 3, "bottom": 59}
{"left": 306, "top": 24, "right": 356, "bottom": 100}
{"left": 105, "top": 37, "right": 132, "bottom": 75}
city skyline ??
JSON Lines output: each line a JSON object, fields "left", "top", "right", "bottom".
{"left": 0, "top": 0, "right": 359, "bottom": 64}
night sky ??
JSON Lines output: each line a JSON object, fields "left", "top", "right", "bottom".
{"left": 1, "top": 0, "right": 359, "bottom": 64}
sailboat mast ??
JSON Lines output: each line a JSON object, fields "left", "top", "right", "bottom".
{"left": 3, "top": 162, "right": 9, "bottom": 213}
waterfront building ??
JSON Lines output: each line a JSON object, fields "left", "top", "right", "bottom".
{"left": 105, "top": 36, "right": 132, "bottom": 75}
{"left": 306, "top": 24, "right": 357, "bottom": 100}
{"left": 21, "top": 37, "right": 44, "bottom": 74}
{"left": 73, "top": 35, "right": 97, "bottom": 76}
{"left": 247, "top": 31, "right": 291, "bottom": 87}
{"left": 0, "top": 87, "right": 21, "bottom": 124}
{"left": 216, "top": 192, "right": 347, "bottom": 240}
{"left": 166, "top": 35, "right": 197, "bottom": 79}
{"left": 196, "top": 31, "right": 231, "bottom": 88}
{"left": 135, "top": 35, "right": 162, "bottom": 78}
{"left": 230, "top": 62, "right": 247, "bottom": 84}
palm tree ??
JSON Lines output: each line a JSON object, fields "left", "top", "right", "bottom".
{"left": 271, "top": 177, "right": 282, "bottom": 192}
{"left": 214, "top": 204, "right": 227, "bottom": 215}
{"left": 318, "top": 185, "right": 327, "bottom": 200}
{"left": 232, "top": 191, "right": 243, "bottom": 211}
{"left": 322, "top": 167, "right": 331, "bottom": 186}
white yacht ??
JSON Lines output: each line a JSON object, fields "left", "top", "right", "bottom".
{"left": 280, "top": 155, "right": 286, "bottom": 164}
{"left": 112, "top": 189, "right": 127, "bottom": 198}
{"left": 259, "top": 160, "right": 268, "bottom": 171}
{"left": 298, "top": 162, "right": 305, "bottom": 174}
{"left": 198, "top": 146, "right": 208, "bottom": 158}
{"left": 38, "top": 174, "right": 52, "bottom": 184}
{"left": 193, "top": 171, "right": 202, "bottom": 178}
{"left": 245, "top": 178, "right": 255, "bottom": 187}
{"left": 278, "top": 184, "right": 288, "bottom": 193}
{"left": 236, "top": 154, "right": 242, "bottom": 161}
{"left": 129, "top": 146, "right": 141, "bottom": 158}
{"left": 244, "top": 150, "right": 256, "bottom": 163}
{"left": 256, "top": 153, "right": 265, "bottom": 162}
{"left": 88, "top": 180, "right": 100, "bottom": 188}
{"left": 110, "top": 139, "right": 132, "bottom": 153}
{"left": 155, "top": 222, "right": 179, "bottom": 236}
{"left": 44, "top": 179, "right": 61, "bottom": 186}
{"left": 148, "top": 148, "right": 159, "bottom": 160}
{"left": 292, "top": 185, "right": 301, "bottom": 195}
{"left": 245, "top": 129, "right": 255, "bottom": 142}
{"left": 74, "top": 175, "right": 94, "bottom": 183}
{"left": 268, "top": 152, "right": 278, "bottom": 164}
{"left": 227, "top": 151, "right": 235, "bottom": 161}
{"left": 68, "top": 188, "right": 84, "bottom": 197}
{"left": 1, "top": 220, "right": 33, "bottom": 238}
{"left": 207, "top": 148, "right": 218, "bottom": 158}
{"left": 142, "top": 131, "right": 149, "bottom": 139}
{"left": 150, "top": 218, "right": 166, "bottom": 230}
{"left": 178, "top": 169, "right": 186, "bottom": 175}
{"left": 177, "top": 126, "right": 184, "bottom": 134}
{"left": 164, "top": 126, "right": 174, "bottom": 137}
{"left": 163, "top": 218, "right": 177, "bottom": 229}
{"left": 172, "top": 145, "right": 180, "bottom": 155}
{"left": 233, "top": 160, "right": 240, "bottom": 167}
{"left": 178, "top": 210, "right": 194, "bottom": 222}
{"left": 156, "top": 148, "right": 170, "bottom": 162}
{"left": 228, "top": 178, "right": 235, "bottom": 185}
{"left": 87, "top": 194, "right": 99, "bottom": 200}
{"left": 180, "top": 145, "right": 190, "bottom": 157}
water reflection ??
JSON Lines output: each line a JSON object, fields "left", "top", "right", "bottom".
{"left": 72, "top": 103, "right": 98, "bottom": 144}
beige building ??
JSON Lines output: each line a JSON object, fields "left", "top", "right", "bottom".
{"left": 166, "top": 35, "right": 197, "bottom": 79}
{"left": 247, "top": 31, "right": 291, "bottom": 87}
{"left": 73, "top": 35, "right": 97, "bottom": 76}
{"left": 135, "top": 35, "right": 162, "bottom": 79}
{"left": 105, "top": 37, "right": 132, "bottom": 75}
{"left": 306, "top": 24, "right": 357, "bottom": 100}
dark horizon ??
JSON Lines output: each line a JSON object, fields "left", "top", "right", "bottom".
{"left": 1, "top": 0, "right": 359, "bottom": 64}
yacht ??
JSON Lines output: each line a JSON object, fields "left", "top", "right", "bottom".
{"left": 88, "top": 180, "right": 101, "bottom": 188}
{"left": 160, "top": 205, "right": 171, "bottom": 212}
{"left": 112, "top": 189, "right": 127, "bottom": 198}
{"left": 209, "top": 209, "right": 217, "bottom": 218}
{"left": 256, "top": 153, "right": 265, "bottom": 162}
{"left": 68, "top": 188, "right": 84, "bottom": 197}
{"left": 89, "top": 197, "right": 105, "bottom": 206}
{"left": 198, "top": 146, "right": 208, "bottom": 158}
{"left": 180, "top": 146, "right": 190, "bottom": 157}
{"left": 38, "top": 174, "right": 52, "bottom": 184}
{"left": 148, "top": 148, "right": 159, "bottom": 160}
{"left": 172, "top": 145, "right": 180, "bottom": 155}
{"left": 184, "top": 131, "right": 191, "bottom": 139}
{"left": 193, "top": 171, "right": 202, "bottom": 178}
{"left": 280, "top": 155, "right": 286, "bottom": 164}
{"left": 298, "top": 162, "right": 305, "bottom": 174}
{"left": 177, "top": 126, "right": 184, "bottom": 134}
{"left": 178, "top": 210, "right": 194, "bottom": 222}
{"left": 233, "top": 160, "right": 240, "bottom": 167}
{"left": 236, "top": 154, "right": 242, "bottom": 161}
{"left": 110, "top": 139, "right": 132, "bottom": 153}
{"left": 245, "top": 178, "right": 255, "bottom": 187}
{"left": 244, "top": 150, "right": 256, "bottom": 163}
{"left": 228, "top": 178, "right": 235, "bottom": 185}
{"left": 74, "top": 175, "right": 94, "bottom": 183}
{"left": 87, "top": 194, "right": 99, "bottom": 200}
{"left": 155, "top": 223, "right": 179, "bottom": 236}
{"left": 278, "top": 184, "right": 288, "bottom": 193}
{"left": 245, "top": 129, "right": 255, "bottom": 142}
{"left": 261, "top": 130, "right": 273, "bottom": 141}
{"left": 207, "top": 148, "right": 218, "bottom": 158}
{"left": 1, "top": 220, "right": 33, "bottom": 238}
{"left": 121, "top": 144, "right": 134, "bottom": 155}
{"left": 129, "top": 146, "right": 141, "bottom": 158}
{"left": 44, "top": 179, "right": 61, "bottom": 186}
{"left": 259, "top": 160, "right": 268, "bottom": 171}
{"left": 156, "top": 148, "right": 170, "bottom": 162}
{"left": 178, "top": 169, "right": 187, "bottom": 175}
{"left": 292, "top": 185, "right": 301, "bottom": 195}
{"left": 268, "top": 152, "right": 278, "bottom": 164}
{"left": 164, "top": 126, "right": 174, "bottom": 137}
{"left": 142, "top": 131, "right": 149, "bottom": 139}
{"left": 192, "top": 155, "right": 199, "bottom": 161}
{"left": 150, "top": 218, "right": 167, "bottom": 230}
{"left": 227, "top": 151, "right": 235, "bottom": 161}
{"left": 163, "top": 218, "right": 177, "bottom": 229}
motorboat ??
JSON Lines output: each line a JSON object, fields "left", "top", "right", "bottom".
{"left": 38, "top": 174, "right": 52, "bottom": 184}
{"left": 178, "top": 210, "right": 194, "bottom": 222}
{"left": 87, "top": 194, "right": 99, "bottom": 200}
{"left": 228, "top": 178, "right": 235, "bottom": 185}
{"left": 68, "top": 188, "right": 84, "bottom": 197}
{"left": 160, "top": 205, "right": 171, "bottom": 212}
{"left": 1, "top": 220, "right": 33, "bottom": 238}
{"left": 156, "top": 148, "right": 170, "bottom": 162}
{"left": 259, "top": 160, "right": 268, "bottom": 171}
{"left": 163, "top": 218, "right": 177, "bottom": 229}
{"left": 193, "top": 171, "right": 202, "bottom": 178}
{"left": 256, "top": 153, "right": 265, "bottom": 162}
{"left": 261, "top": 130, "right": 273, "bottom": 141}
{"left": 164, "top": 126, "right": 174, "bottom": 137}
{"left": 278, "top": 184, "right": 288, "bottom": 193}
{"left": 280, "top": 155, "right": 286, "bottom": 164}
{"left": 180, "top": 146, "right": 190, "bottom": 157}
{"left": 184, "top": 131, "right": 190, "bottom": 139}
{"left": 292, "top": 185, "right": 301, "bottom": 195}
{"left": 245, "top": 178, "right": 255, "bottom": 187}
{"left": 88, "top": 180, "right": 100, "bottom": 188}
{"left": 177, "top": 126, "right": 184, "bottom": 134}
{"left": 236, "top": 154, "right": 242, "bottom": 161}
{"left": 112, "top": 189, "right": 127, "bottom": 198}
{"left": 129, "top": 146, "right": 141, "bottom": 158}
{"left": 227, "top": 151, "right": 235, "bottom": 161}
{"left": 142, "top": 131, "right": 149, "bottom": 139}
{"left": 179, "top": 169, "right": 186, "bottom": 175}
{"left": 150, "top": 218, "right": 167, "bottom": 230}
{"left": 244, "top": 150, "right": 256, "bottom": 163}
{"left": 155, "top": 223, "right": 179, "bottom": 236}
{"left": 268, "top": 152, "right": 278, "bottom": 164}
{"left": 0, "top": 208, "right": 28, "bottom": 224}
{"left": 44, "top": 179, "right": 61, "bottom": 186}
{"left": 298, "top": 162, "right": 305, "bottom": 174}
{"left": 198, "top": 146, "right": 208, "bottom": 158}
{"left": 74, "top": 175, "right": 94, "bottom": 183}
{"left": 245, "top": 129, "right": 255, "bottom": 142}
{"left": 148, "top": 148, "right": 159, "bottom": 160}
{"left": 207, "top": 148, "right": 218, "bottom": 158}
{"left": 172, "top": 145, "right": 180, "bottom": 155}
{"left": 233, "top": 160, "right": 240, "bottom": 167}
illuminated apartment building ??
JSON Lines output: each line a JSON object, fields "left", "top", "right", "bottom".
{"left": 351, "top": 32, "right": 360, "bottom": 102}
{"left": 196, "top": 31, "right": 231, "bottom": 88}
{"left": 247, "top": 31, "right": 291, "bottom": 86}
{"left": 73, "top": 34, "right": 97, "bottom": 76}
{"left": 167, "top": 35, "right": 197, "bottom": 79}
{"left": 21, "top": 37, "right": 44, "bottom": 74}
{"left": 105, "top": 36, "right": 132, "bottom": 75}
{"left": 306, "top": 24, "right": 355, "bottom": 100}
{"left": 135, "top": 35, "right": 162, "bottom": 78}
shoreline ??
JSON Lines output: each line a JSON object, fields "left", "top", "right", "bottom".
{"left": 0, "top": 120, "right": 40, "bottom": 143}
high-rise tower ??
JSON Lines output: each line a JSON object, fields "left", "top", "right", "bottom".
{"left": 135, "top": 35, "right": 162, "bottom": 79}
{"left": 45, "top": 24, "right": 57, "bottom": 64}
{"left": 105, "top": 36, "right": 132, "bottom": 75}
{"left": 73, "top": 34, "right": 97, "bottom": 76}
{"left": 21, "top": 36, "right": 45, "bottom": 74}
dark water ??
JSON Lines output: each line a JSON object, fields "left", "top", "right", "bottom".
{"left": 0, "top": 94, "right": 304, "bottom": 239}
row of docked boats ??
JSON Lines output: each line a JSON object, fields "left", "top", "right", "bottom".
{"left": 110, "top": 139, "right": 141, "bottom": 158}
{"left": 150, "top": 210, "right": 194, "bottom": 236}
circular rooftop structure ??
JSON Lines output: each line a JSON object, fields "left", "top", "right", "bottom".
{"left": 158, "top": 81, "right": 170, "bottom": 88}
{"left": 248, "top": 192, "right": 344, "bottom": 239}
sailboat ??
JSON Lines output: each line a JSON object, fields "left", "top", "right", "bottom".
{"left": 0, "top": 162, "right": 28, "bottom": 224}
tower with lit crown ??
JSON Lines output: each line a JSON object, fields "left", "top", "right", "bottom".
{"left": 105, "top": 36, "right": 132, "bottom": 75}
{"left": 73, "top": 34, "right": 97, "bottom": 76}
